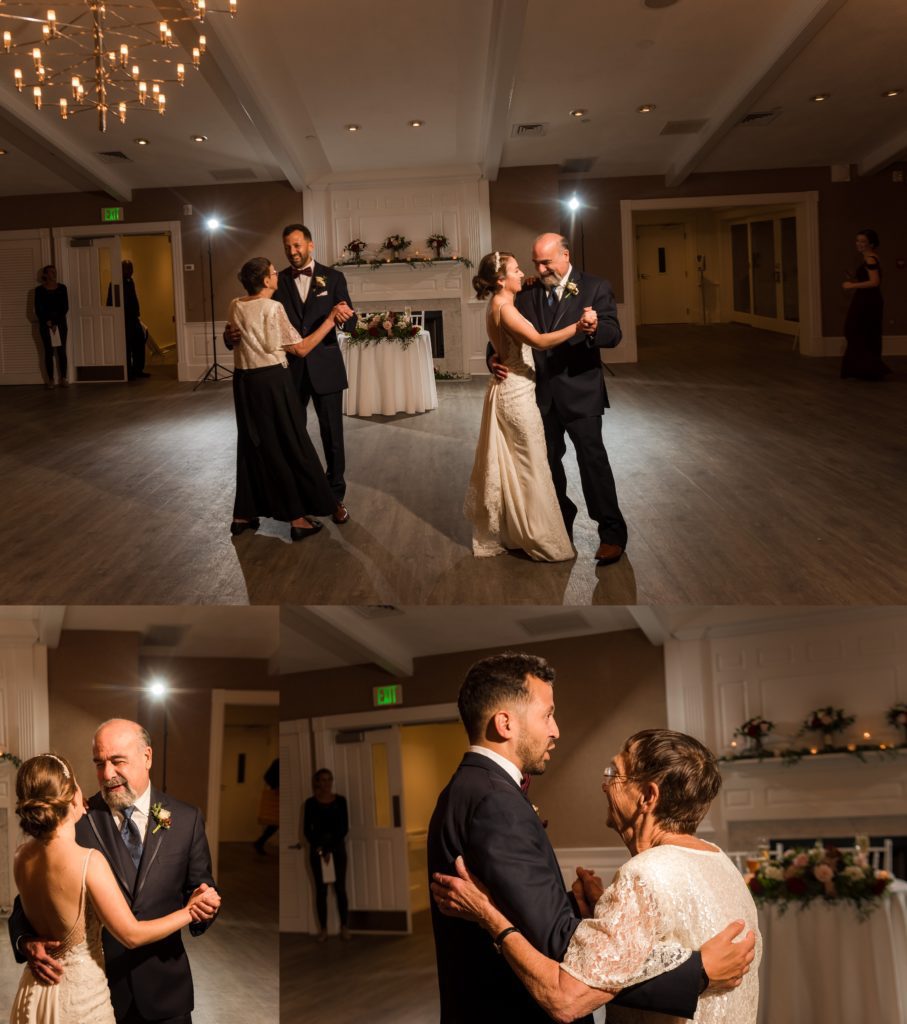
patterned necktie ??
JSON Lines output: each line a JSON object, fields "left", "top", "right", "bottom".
{"left": 120, "top": 806, "right": 143, "bottom": 868}
{"left": 546, "top": 286, "right": 557, "bottom": 308}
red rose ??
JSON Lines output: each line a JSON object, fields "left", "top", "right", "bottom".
{"left": 785, "top": 877, "right": 808, "bottom": 895}
{"left": 748, "top": 878, "right": 763, "bottom": 895}
{"left": 368, "top": 325, "right": 380, "bottom": 337}
{"left": 872, "top": 878, "right": 891, "bottom": 895}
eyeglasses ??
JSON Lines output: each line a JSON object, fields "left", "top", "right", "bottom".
{"left": 602, "top": 765, "right": 636, "bottom": 786}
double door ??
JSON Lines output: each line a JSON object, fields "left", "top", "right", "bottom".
{"left": 729, "top": 214, "right": 799, "bottom": 334}
{"left": 67, "top": 236, "right": 127, "bottom": 381}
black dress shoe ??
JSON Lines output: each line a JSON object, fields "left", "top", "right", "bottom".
{"left": 290, "top": 519, "right": 323, "bottom": 542}
{"left": 230, "top": 518, "right": 260, "bottom": 536}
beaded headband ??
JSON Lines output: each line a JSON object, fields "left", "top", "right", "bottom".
{"left": 493, "top": 251, "right": 501, "bottom": 273}
{"left": 44, "top": 753, "right": 71, "bottom": 779}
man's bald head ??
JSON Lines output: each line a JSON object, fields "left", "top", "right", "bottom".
{"left": 93, "top": 718, "right": 153, "bottom": 810}
{"left": 532, "top": 233, "right": 571, "bottom": 282}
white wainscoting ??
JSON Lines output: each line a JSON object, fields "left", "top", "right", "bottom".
{"left": 179, "top": 320, "right": 232, "bottom": 382}
{"left": 553, "top": 846, "right": 631, "bottom": 891}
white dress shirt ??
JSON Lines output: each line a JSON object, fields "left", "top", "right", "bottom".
{"left": 468, "top": 745, "right": 523, "bottom": 788}
{"left": 293, "top": 259, "right": 315, "bottom": 305}
{"left": 111, "top": 782, "right": 152, "bottom": 841}
{"left": 549, "top": 264, "right": 574, "bottom": 302}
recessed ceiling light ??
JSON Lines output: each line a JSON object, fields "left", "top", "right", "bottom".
{"left": 345, "top": 124, "right": 361, "bottom": 132}
{"left": 883, "top": 88, "right": 902, "bottom": 98}
{"left": 407, "top": 119, "right": 424, "bottom": 128}
{"left": 191, "top": 134, "right": 208, "bottom": 143}
{"left": 637, "top": 104, "right": 656, "bottom": 113}
{"left": 810, "top": 93, "right": 830, "bottom": 103}
{"left": 134, "top": 138, "right": 149, "bottom": 145}
{"left": 569, "top": 108, "right": 587, "bottom": 118}
{"left": 0, "top": 148, "right": 7, "bottom": 156}
{"left": 644, "top": 0, "right": 680, "bottom": 6}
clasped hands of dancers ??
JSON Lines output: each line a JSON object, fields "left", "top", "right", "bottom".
{"left": 225, "top": 227, "right": 628, "bottom": 565}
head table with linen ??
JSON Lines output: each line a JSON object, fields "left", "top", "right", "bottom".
{"left": 338, "top": 330, "right": 438, "bottom": 417}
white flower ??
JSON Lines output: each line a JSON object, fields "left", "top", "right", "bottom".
{"left": 843, "top": 865, "right": 866, "bottom": 880}
{"left": 764, "top": 865, "right": 784, "bottom": 880}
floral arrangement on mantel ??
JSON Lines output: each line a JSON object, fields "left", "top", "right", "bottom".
{"left": 801, "top": 706, "right": 856, "bottom": 747}
{"left": 340, "top": 238, "right": 368, "bottom": 265}
{"left": 345, "top": 311, "right": 421, "bottom": 348}
{"left": 334, "top": 236, "right": 472, "bottom": 269}
{"left": 733, "top": 716, "right": 774, "bottom": 753}
{"left": 427, "top": 233, "right": 449, "bottom": 259}
{"left": 748, "top": 843, "right": 893, "bottom": 919}
{"left": 887, "top": 702, "right": 907, "bottom": 744}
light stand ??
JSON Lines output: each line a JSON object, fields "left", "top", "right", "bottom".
{"left": 194, "top": 217, "right": 233, "bottom": 390}
{"left": 149, "top": 680, "right": 169, "bottom": 793}
{"left": 567, "top": 194, "right": 614, "bottom": 377}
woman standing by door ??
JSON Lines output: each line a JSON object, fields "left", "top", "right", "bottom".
{"left": 841, "top": 228, "right": 889, "bottom": 380}
{"left": 34, "top": 265, "right": 69, "bottom": 388}
{"left": 302, "top": 768, "right": 350, "bottom": 942}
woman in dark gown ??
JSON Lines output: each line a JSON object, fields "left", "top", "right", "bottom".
{"left": 841, "top": 228, "right": 889, "bottom": 380}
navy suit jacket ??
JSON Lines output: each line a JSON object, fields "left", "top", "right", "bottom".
{"left": 273, "top": 261, "right": 353, "bottom": 395}
{"left": 427, "top": 753, "right": 701, "bottom": 1024}
{"left": 9, "top": 788, "right": 216, "bottom": 1021}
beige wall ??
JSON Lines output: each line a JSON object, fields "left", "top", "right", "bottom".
{"left": 281, "top": 629, "right": 668, "bottom": 847}
{"left": 488, "top": 165, "right": 562, "bottom": 266}
{"left": 400, "top": 722, "right": 465, "bottom": 834}
{"left": 0, "top": 180, "right": 303, "bottom": 323}
{"left": 48, "top": 632, "right": 276, "bottom": 817}
{"left": 490, "top": 163, "right": 907, "bottom": 337}
{"left": 119, "top": 234, "right": 176, "bottom": 347}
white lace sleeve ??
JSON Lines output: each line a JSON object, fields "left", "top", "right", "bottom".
{"left": 560, "top": 861, "right": 691, "bottom": 991}
{"left": 268, "top": 301, "right": 302, "bottom": 352}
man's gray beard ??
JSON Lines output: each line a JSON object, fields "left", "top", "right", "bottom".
{"left": 102, "top": 780, "right": 137, "bottom": 810}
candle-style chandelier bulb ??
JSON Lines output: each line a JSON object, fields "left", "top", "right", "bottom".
{"left": 151, "top": 82, "right": 160, "bottom": 96}
{"left": 3, "top": 31, "right": 12, "bottom": 53}
{"left": 119, "top": 43, "right": 128, "bottom": 67}
{"left": 197, "top": 0, "right": 206, "bottom": 21}
{"left": 47, "top": 10, "right": 57, "bottom": 36}
{"left": 131, "top": 64, "right": 139, "bottom": 80}
{"left": 14, "top": 68, "right": 24, "bottom": 92}
{"left": 177, "top": 63, "right": 185, "bottom": 85}
{"left": 71, "top": 75, "right": 80, "bottom": 98}
{"left": 198, "top": 35, "right": 206, "bottom": 54}
{"left": 37, "top": 64, "right": 46, "bottom": 83}
{"left": 192, "top": 46, "right": 200, "bottom": 67}
{"left": 59, "top": 96, "right": 67, "bottom": 119}
{"left": 157, "top": 92, "right": 165, "bottom": 114}
{"left": 33, "top": 85, "right": 42, "bottom": 110}
{"left": 138, "top": 80, "right": 147, "bottom": 103}
{"left": 42, "top": 24, "right": 50, "bottom": 41}
{"left": 118, "top": 100, "right": 127, "bottom": 123}
{"left": 229, "top": 0, "right": 237, "bottom": 15}
{"left": 32, "top": 47, "right": 42, "bottom": 66}
{"left": 159, "top": 21, "right": 168, "bottom": 43}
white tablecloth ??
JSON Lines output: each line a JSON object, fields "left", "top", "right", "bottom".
{"left": 757, "top": 879, "right": 907, "bottom": 1024}
{"left": 340, "top": 330, "right": 438, "bottom": 417}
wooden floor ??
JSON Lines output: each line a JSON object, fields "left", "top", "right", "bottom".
{"left": 280, "top": 909, "right": 439, "bottom": 1024}
{"left": 0, "top": 841, "right": 277, "bottom": 1023}
{"left": 1, "top": 325, "right": 905, "bottom": 604}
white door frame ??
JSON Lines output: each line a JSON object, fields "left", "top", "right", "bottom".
{"left": 311, "top": 702, "right": 461, "bottom": 764}
{"left": 54, "top": 220, "right": 187, "bottom": 376}
{"left": 206, "top": 688, "right": 279, "bottom": 880}
{"left": 279, "top": 718, "right": 313, "bottom": 934}
{"left": 620, "top": 192, "right": 821, "bottom": 357}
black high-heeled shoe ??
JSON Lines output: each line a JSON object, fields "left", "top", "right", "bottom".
{"left": 230, "top": 518, "right": 260, "bottom": 536}
{"left": 290, "top": 518, "right": 323, "bottom": 542}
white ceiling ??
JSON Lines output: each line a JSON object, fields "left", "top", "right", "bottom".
{"left": 0, "top": 0, "right": 904, "bottom": 199}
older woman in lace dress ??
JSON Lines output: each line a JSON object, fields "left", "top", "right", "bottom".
{"left": 432, "top": 729, "right": 761, "bottom": 1024}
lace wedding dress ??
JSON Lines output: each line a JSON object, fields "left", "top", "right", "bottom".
{"left": 561, "top": 844, "right": 762, "bottom": 1024}
{"left": 465, "top": 328, "right": 574, "bottom": 562}
{"left": 9, "top": 851, "right": 116, "bottom": 1024}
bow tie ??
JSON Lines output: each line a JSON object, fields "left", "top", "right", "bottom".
{"left": 292, "top": 266, "right": 313, "bottom": 279}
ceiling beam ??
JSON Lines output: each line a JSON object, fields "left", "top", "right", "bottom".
{"left": 36, "top": 606, "right": 66, "bottom": 648}
{"left": 280, "top": 606, "right": 414, "bottom": 678}
{"left": 625, "top": 607, "right": 669, "bottom": 646}
{"left": 159, "top": 0, "right": 328, "bottom": 190}
{"left": 857, "top": 126, "right": 907, "bottom": 177}
{"left": 664, "top": 0, "right": 849, "bottom": 187}
{"left": 479, "top": 0, "right": 529, "bottom": 180}
{"left": 0, "top": 98, "right": 134, "bottom": 201}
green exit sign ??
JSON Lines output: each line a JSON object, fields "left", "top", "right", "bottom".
{"left": 101, "top": 207, "right": 124, "bottom": 223}
{"left": 373, "top": 684, "right": 403, "bottom": 707}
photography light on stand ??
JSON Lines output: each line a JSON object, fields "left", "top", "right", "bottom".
{"left": 194, "top": 215, "right": 233, "bottom": 390}
{"left": 564, "top": 193, "right": 614, "bottom": 376}
{"left": 148, "top": 679, "right": 169, "bottom": 793}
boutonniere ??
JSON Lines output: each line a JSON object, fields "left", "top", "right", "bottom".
{"left": 532, "top": 804, "right": 549, "bottom": 830}
{"left": 314, "top": 275, "right": 326, "bottom": 290}
{"left": 150, "top": 802, "right": 172, "bottom": 834}
{"left": 564, "top": 281, "right": 579, "bottom": 298}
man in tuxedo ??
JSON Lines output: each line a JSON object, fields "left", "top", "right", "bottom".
{"left": 8, "top": 719, "right": 220, "bottom": 1024}
{"left": 427, "top": 653, "right": 755, "bottom": 1024}
{"left": 491, "top": 233, "right": 626, "bottom": 565}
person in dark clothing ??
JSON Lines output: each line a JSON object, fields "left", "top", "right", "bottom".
{"left": 303, "top": 768, "right": 350, "bottom": 941}
{"left": 122, "top": 260, "right": 149, "bottom": 380}
{"left": 34, "top": 265, "right": 69, "bottom": 388}
{"left": 254, "top": 758, "right": 280, "bottom": 855}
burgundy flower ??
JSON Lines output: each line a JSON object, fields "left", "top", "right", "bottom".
{"left": 785, "top": 877, "right": 808, "bottom": 895}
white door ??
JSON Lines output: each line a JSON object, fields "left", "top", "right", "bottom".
{"left": 333, "top": 726, "right": 411, "bottom": 934}
{"left": 636, "top": 224, "right": 690, "bottom": 324}
{"left": 68, "top": 236, "right": 127, "bottom": 381}
{"left": 728, "top": 214, "right": 799, "bottom": 336}
{"left": 280, "top": 719, "right": 314, "bottom": 933}
{"left": 0, "top": 228, "right": 51, "bottom": 385}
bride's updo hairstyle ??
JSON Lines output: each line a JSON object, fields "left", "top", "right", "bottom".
{"left": 16, "top": 754, "right": 77, "bottom": 840}
{"left": 621, "top": 729, "right": 721, "bottom": 835}
{"left": 238, "top": 256, "right": 273, "bottom": 296}
{"left": 473, "top": 251, "right": 515, "bottom": 299}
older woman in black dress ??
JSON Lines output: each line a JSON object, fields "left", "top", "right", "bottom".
{"left": 229, "top": 257, "right": 351, "bottom": 541}
{"left": 841, "top": 228, "right": 889, "bottom": 380}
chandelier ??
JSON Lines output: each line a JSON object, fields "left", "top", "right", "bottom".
{"left": 0, "top": 1, "right": 238, "bottom": 132}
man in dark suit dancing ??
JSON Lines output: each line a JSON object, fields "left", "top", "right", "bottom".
{"left": 427, "top": 652, "right": 755, "bottom": 1024}
{"left": 492, "top": 233, "right": 627, "bottom": 565}
{"left": 9, "top": 719, "right": 220, "bottom": 1024}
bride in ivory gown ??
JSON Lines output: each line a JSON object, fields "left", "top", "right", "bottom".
{"left": 9, "top": 754, "right": 220, "bottom": 1024}
{"left": 432, "top": 729, "right": 761, "bottom": 1024}
{"left": 465, "top": 251, "right": 596, "bottom": 562}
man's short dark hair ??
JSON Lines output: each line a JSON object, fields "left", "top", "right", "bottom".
{"left": 458, "top": 652, "right": 555, "bottom": 743}
{"left": 282, "top": 223, "right": 312, "bottom": 241}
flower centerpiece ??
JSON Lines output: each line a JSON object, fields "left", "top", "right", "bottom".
{"left": 341, "top": 238, "right": 368, "bottom": 265}
{"left": 427, "top": 233, "right": 449, "bottom": 260}
{"left": 381, "top": 234, "right": 411, "bottom": 260}
{"left": 802, "top": 706, "right": 855, "bottom": 748}
{"left": 733, "top": 716, "right": 774, "bottom": 754}
{"left": 747, "top": 844, "right": 892, "bottom": 919}
{"left": 346, "top": 311, "right": 421, "bottom": 349}
{"left": 887, "top": 702, "right": 907, "bottom": 745}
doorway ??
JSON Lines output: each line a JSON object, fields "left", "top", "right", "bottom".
{"left": 636, "top": 223, "right": 691, "bottom": 324}
{"left": 219, "top": 704, "right": 280, "bottom": 842}
{"left": 728, "top": 213, "right": 799, "bottom": 334}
